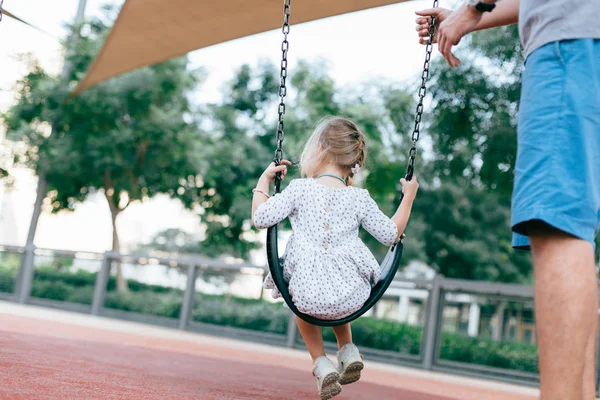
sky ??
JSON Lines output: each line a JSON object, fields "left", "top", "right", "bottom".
{"left": 0, "top": 0, "right": 450, "bottom": 259}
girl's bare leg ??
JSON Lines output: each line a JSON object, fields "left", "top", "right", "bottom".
{"left": 296, "top": 317, "right": 325, "bottom": 362}
{"left": 331, "top": 323, "right": 352, "bottom": 350}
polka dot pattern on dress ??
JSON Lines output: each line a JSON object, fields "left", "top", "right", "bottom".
{"left": 254, "top": 178, "right": 399, "bottom": 320}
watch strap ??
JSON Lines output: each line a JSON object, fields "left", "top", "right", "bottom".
{"left": 474, "top": 1, "right": 496, "bottom": 12}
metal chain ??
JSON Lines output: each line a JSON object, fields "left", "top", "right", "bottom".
{"left": 270, "top": 0, "right": 436, "bottom": 189}
{"left": 0, "top": 0, "right": 4, "bottom": 23}
{"left": 273, "top": 0, "right": 292, "bottom": 194}
{"left": 406, "top": 0, "right": 439, "bottom": 180}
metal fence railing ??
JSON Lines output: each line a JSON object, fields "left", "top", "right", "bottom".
{"left": 1, "top": 244, "right": 598, "bottom": 393}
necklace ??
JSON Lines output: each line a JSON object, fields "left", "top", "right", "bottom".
{"left": 315, "top": 173, "right": 347, "bottom": 186}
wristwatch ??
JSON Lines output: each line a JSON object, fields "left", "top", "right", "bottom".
{"left": 466, "top": 0, "right": 497, "bottom": 12}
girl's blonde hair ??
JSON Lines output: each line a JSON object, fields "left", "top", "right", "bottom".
{"left": 300, "top": 116, "right": 367, "bottom": 185}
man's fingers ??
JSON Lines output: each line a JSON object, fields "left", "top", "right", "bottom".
{"left": 415, "top": 8, "right": 441, "bottom": 17}
{"left": 438, "top": 34, "right": 448, "bottom": 61}
{"left": 439, "top": 35, "right": 456, "bottom": 68}
{"left": 441, "top": 39, "right": 452, "bottom": 66}
{"left": 450, "top": 52, "right": 461, "bottom": 68}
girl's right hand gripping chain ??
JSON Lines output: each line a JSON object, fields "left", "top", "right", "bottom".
{"left": 400, "top": 176, "right": 419, "bottom": 201}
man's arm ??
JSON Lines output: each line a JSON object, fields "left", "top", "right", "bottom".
{"left": 476, "top": 0, "right": 519, "bottom": 30}
{"left": 416, "top": 0, "right": 519, "bottom": 67}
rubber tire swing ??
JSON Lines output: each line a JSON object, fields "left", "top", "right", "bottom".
{"left": 265, "top": 0, "right": 438, "bottom": 327}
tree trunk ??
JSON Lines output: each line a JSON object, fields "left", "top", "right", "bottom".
{"left": 104, "top": 188, "right": 128, "bottom": 293}
{"left": 110, "top": 209, "right": 128, "bottom": 292}
{"left": 14, "top": 174, "right": 47, "bottom": 298}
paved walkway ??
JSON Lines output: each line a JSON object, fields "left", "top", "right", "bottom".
{"left": 0, "top": 302, "right": 539, "bottom": 400}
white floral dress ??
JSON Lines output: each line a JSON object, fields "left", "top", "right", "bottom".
{"left": 254, "top": 178, "right": 399, "bottom": 320}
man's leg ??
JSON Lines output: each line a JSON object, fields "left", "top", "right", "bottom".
{"left": 530, "top": 225, "right": 597, "bottom": 400}
{"left": 582, "top": 318, "right": 598, "bottom": 400}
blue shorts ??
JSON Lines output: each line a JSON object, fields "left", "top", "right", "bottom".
{"left": 512, "top": 39, "right": 600, "bottom": 249}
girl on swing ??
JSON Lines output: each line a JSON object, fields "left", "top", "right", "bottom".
{"left": 252, "top": 116, "right": 419, "bottom": 400}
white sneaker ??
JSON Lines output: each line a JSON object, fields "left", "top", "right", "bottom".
{"left": 312, "top": 356, "right": 342, "bottom": 400}
{"left": 336, "top": 343, "right": 364, "bottom": 385}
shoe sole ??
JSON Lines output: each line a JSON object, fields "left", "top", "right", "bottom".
{"left": 339, "top": 360, "right": 364, "bottom": 385}
{"left": 320, "top": 372, "right": 342, "bottom": 400}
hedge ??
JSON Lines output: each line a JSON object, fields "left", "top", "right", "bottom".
{"left": 0, "top": 265, "right": 538, "bottom": 373}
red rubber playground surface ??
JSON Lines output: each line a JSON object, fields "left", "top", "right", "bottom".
{"left": 0, "top": 302, "right": 538, "bottom": 400}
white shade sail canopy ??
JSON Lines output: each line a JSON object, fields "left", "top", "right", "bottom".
{"left": 74, "top": 0, "right": 410, "bottom": 94}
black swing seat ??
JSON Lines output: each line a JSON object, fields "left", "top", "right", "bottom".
{"left": 266, "top": 224, "right": 403, "bottom": 327}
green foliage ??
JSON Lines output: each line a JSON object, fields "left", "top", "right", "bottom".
{"left": 105, "top": 291, "right": 182, "bottom": 318}
{"left": 0, "top": 266, "right": 16, "bottom": 293}
{"left": 138, "top": 228, "right": 203, "bottom": 254}
{"left": 414, "top": 185, "right": 531, "bottom": 282}
{"left": 323, "top": 318, "right": 422, "bottom": 355}
{"left": 440, "top": 332, "right": 538, "bottom": 373}
{"left": 428, "top": 25, "right": 523, "bottom": 197}
{"left": 191, "top": 297, "right": 288, "bottom": 335}
{"left": 35, "top": 267, "right": 97, "bottom": 288}
{"left": 4, "top": 18, "right": 205, "bottom": 214}
{"left": 31, "top": 280, "right": 75, "bottom": 301}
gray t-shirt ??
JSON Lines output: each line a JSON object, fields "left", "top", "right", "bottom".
{"left": 519, "top": 0, "right": 600, "bottom": 59}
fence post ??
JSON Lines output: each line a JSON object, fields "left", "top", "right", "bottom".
{"left": 15, "top": 244, "right": 36, "bottom": 304}
{"left": 286, "top": 312, "right": 297, "bottom": 348}
{"left": 179, "top": 264, "right": 198, "bottom": 330}
{"left": 422, "top": 274, "right": 444, "bottom": 370}
{"left": 258, "top": 270, "right": 266, "bottom": 300}
{"left": 91, "top": 252, "right": 111, "bottom": 315}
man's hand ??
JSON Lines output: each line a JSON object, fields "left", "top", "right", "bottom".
{"left": 415, "top": 7, "right": 452, "bottom": 45}
{"left": 416, "top": 5, "right": 483, "bottom": 68}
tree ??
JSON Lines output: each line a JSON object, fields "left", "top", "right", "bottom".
{"left": 4, "top": 15, "right": 205, "bottom": 291}
{"left": 428, "top": 25, "right": 523, "bottom": 198}
{"left": 171, "top": 59, "right": 419, "bottom": 262}
{"left": 413, "top": 184, "right": 531, "bottom": 282}
{"left": 194, "top": 62, "right": 278, "bottom": 258}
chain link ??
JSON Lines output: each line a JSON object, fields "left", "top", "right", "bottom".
{"left": 406, "top": 0, "right": 439, "bottom": 180}
{"left": 273, "top": 0, "right": 291, "bottom": 193}
{"left": 0, "top": 0, "right": 4, "bottom": 23}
